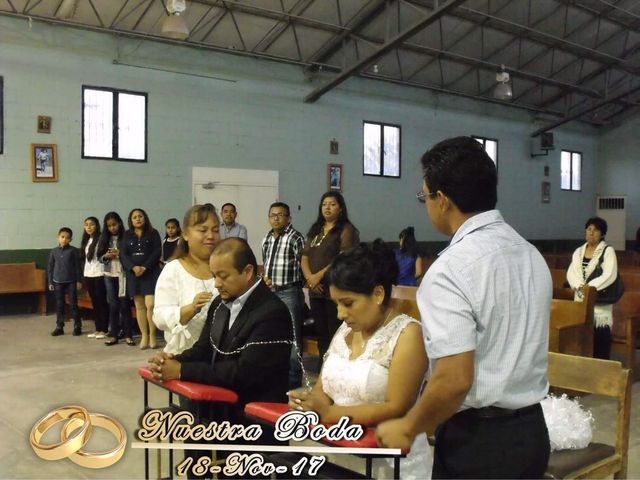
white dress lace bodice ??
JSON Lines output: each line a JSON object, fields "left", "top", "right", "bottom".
{"left": 321, "top": 314, "right": 432, "bottom": 479}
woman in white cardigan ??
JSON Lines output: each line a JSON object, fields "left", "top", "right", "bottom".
{"left": 154, "top": 204, "right": 220, "bottom": 354}
{"left": 566, "top": 216, "right": 618, "bottom": 359}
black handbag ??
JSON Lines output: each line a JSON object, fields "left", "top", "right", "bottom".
{"left": 586, "top": 246, "right": 625, "bottom": 304}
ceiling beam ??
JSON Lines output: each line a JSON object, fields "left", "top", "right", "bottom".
{"left": 531, "top": 83, "right": 640, "bottom": 136}
{"left": 452, "top": 6, "right": 640, "bottom": 75}
{"left": 305, "top": 0, "right": 389, "bottom": 71}
{"left": 303, "top": 0, "right": 466, "bottom": 103}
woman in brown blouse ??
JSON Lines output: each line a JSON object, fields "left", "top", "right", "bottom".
{"left": 302, "top": 192, "right": 359, "bottom": 363}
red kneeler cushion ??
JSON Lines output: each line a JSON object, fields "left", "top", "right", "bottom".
{"left": 138, "top": 367, "right": 238, "bottom": 404}
{"left": 244, "top": 402, "right": 379, "bottom": 448}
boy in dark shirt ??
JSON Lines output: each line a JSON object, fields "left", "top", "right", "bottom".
{"left": 48, "top": 227, "right": 83, "bottom": 336}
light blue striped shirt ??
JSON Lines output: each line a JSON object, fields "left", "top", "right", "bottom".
{"left": 418, "top": 210, "right": 551, "bottom": 410}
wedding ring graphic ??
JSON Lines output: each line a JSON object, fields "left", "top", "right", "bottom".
{"left": 61, "top": 413, "right": 127, "bottom": 469}
{"left": 30, "top": 406, "right": 127, "bottom": 469}
{"left": 30, "top": 405, "right": 92, "bottom": 461}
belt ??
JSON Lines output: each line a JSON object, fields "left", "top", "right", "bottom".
{"left": 461, "top": 403, "right": 541, "bottom": 419}
{"left": 272, "top": 282, "right": 302, "bottom": 292}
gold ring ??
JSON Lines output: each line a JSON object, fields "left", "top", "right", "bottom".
{"left": 61, "top": 413, "right": 127, "bottom": 469}
{"left": 30, "top": 406, "right": 92, "bottom": 461}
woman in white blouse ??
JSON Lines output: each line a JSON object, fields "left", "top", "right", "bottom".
{"left": 154, "top": 204, "right": 220, "bottom": 354}
{"left": 566, "top": 216, "right": 618, "bottom": 359}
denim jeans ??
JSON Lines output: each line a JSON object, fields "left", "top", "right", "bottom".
{"left": 104, "top": 275, "right": 133, "bottom": 338}
{"left": 275, "top": 287, "right": 305, "bottom": 389}
{"left": 54, "top": 282, "right": 80, "bottom": 328}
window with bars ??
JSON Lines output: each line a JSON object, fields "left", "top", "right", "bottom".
{"left": 82, "top": 86, "right": 147, "bottom": 162}
{"left": 472, "top": 136, "right": 498, "bottom": 167}
{"left": 561, "top": 150, "right": 582, "bottom": 191}
{"left": 363, "top": 121, "right": 401, "bottom": 178}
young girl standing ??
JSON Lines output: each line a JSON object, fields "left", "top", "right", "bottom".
{"left": 120, "top": 208, "right": 162, "bottom": 349}
{"left": 97, "top": 212, "right": 135, "bottom": 346}
{"left": 81, "top": 216, "right": 109, "bottom": 338}
{"left": 161, "top": 218, "right": 181, "bottom": 266}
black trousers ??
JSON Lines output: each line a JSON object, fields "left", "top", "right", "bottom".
{"left": 54, "top": 282, "right": 80, "bottom": 328}
{"left": 593, "top": 325, "right": 612, "bottom": 359}
{"left": 309, "top": 297, "right": 339, "bottom": 365}
{"left": 433, "top": 403, "right": 550, "bottom": 479}
{"left": 84, "top": 276, "right": 109, "bottom": 333}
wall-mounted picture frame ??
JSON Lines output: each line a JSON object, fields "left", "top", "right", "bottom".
{"left": 541, "top": 181, "right": 550, "bottom": 203}
{"left": 31, "top": 144, "right": 58, "bottom": 182}
{"left": 37, "top": 115, "right": 52, "bottom": 134}
{"left": 328, "top": 163, "right": 343, "bottom": 192}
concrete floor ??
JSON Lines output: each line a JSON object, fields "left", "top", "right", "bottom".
{"left": 1, "top": 314, "right": 639, "bottom": 479}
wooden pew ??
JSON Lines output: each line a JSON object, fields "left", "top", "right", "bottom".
{"left": 302, "top": 286, "right": 420, "bottom": 357}
{"left": 549, "top": 287, "right": 596, "bottom": 357}
{"left": 0, "top": 262, "right": 47, "bottom": 315}
{"left": 612, "top": 292, "right": 640, "bottom": 378}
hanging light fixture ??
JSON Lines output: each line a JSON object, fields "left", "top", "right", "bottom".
{"left": 161, "top": 0, "right": 189, "bottom": 41}
{"left": 55, "top": 0, "right": 77, "bottom": 19}
{"left": 493, "top": 65, "right": 513, "bottom": 101}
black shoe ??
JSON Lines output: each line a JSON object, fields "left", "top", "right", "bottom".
{"left": 73, "top": 326, "right": 82, "bottom": 336}
{"left": 51, "top": 327, "right": 64, "bottom": 336}
{"left": 104, "top": 338, "right": 118, "bottom": 346}
{"left": 117, "top": 329, "right": 125, "bottom": 339}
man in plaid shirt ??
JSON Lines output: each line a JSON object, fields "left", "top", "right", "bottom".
{"left": 261, "top": 201, "right": 306, "bottom": 389}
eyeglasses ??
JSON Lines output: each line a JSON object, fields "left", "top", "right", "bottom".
{"left": 416, "top": 191, "right": 437, "bottom": 203}
{"left": 268, "top": 213, "right": 289, "bottom": 219}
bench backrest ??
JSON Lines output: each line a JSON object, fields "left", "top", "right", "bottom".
{"left": 391, "top": 285, "right": 420, "bottom": 321}
{"left": 549, "top": 287, "right": 595, "bottom": 357}
{"left": 547, "top": 352, "right": 631, "bottom": 477}
{"left": 0, "top": 262, "right": 46, "bottom": 293}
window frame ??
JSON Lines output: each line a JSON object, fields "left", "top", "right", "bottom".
{"left": 560, "top": 149, "right": 582, "bottom": 192}
{"left": 472, "top": 135, "right": 498, "bottom": 169}
{"left": 362, "top": 120, "right": 402, "bottom": 179}
{"left": 81, "top": 85, "right": 148, "bottom": 163}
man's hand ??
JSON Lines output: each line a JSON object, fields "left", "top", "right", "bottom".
{"left": 376, "top": 417, "right": 416, "bottom": 453}
{"left": 148, "top": 352, "right": 179, "bottom": 381}
{"left": 133, "top": 266, "right": 146, "bottom": 277}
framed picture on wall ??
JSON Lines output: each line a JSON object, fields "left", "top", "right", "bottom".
{"left": 31, "top": 144, "right": 58, "bottom": 182}
{"left": 328, "top": 163, "right": 343, "bottom": 192}
{"left": 37, "top": 115, "right": 52, "bottom": 134}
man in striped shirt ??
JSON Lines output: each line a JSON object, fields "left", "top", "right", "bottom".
{"left": 261, "top": 202, "right": 306, "bottom": 389}
{"left": 377, "top": 137, "right": 551, "bottom": 478}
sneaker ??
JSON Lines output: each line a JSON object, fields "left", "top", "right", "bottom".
{"left": 95, "top": 333, "right": 106, "bottom": 339}
{"left": 51, "top": 327, "right": 64, "bottom": 336}
{"left": 87, "top": 333, "right": 97, "bottom": 338}
{"left": 73, "top": 326, "right": 82, "bottom": 336}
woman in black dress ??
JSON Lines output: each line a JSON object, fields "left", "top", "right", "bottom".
{"left": 120, "top": 208, "right": 162, "bottom": 349}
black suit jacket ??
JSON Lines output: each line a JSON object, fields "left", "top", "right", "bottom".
{"left": 176, "top": 280, "right": 292, "bottom": 408}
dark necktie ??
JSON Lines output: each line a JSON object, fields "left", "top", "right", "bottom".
{"left": 210, "top": 304, "right": 230, "bottom": 367}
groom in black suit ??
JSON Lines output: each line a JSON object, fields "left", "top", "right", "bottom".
{"left": 148, "top": 237, "right": 293, "bottom": 413}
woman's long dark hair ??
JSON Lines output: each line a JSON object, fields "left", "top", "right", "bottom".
{"left": 127, "top": 208, "right": 155, "bottom": 237}
{"left": 399, "top": 226, "right": 421, "bottom": 257}
{"left": 97, "top": 212, "right": 124, "bottom": 258}
{"left": 327, "top": 240, "right": 398, "bottom": 306}
{"left": 80, "top": 216, "right": 101, "bottom": 261}
{"left": 306, "top": 191, "right": 353, "bottom": 240}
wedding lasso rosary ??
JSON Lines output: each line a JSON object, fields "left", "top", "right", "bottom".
{"left": 208, "top": 302, "right": 312, "bottom": 389}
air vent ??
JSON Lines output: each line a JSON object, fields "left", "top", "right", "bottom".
{"left": 598, "top": 197, "right": 625, "bottom": 210}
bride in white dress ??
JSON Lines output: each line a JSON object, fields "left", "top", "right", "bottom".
{"left": 289, "top": 242, "right": 432, "bottom": 479}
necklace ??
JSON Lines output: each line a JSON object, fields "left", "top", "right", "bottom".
{"left": 359, "top": 308, "right": 394, "bottom": 351}
{"left": 310, "top": 224, "right": 334, "bottom": 248}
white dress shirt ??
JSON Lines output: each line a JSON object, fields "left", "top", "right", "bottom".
{"left": 83, "top": 238, "right": 104, "bottom": 277}
{"left": 154, "top": 259, "right": 217, "bottom": 355}
{"left": 418, "top": 210, "right": 552, "bottom": 410}
{"left": 223, "top": 278, "right": 262, "bottom": 330}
